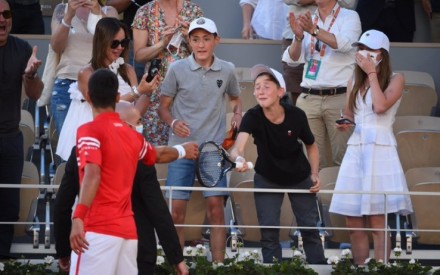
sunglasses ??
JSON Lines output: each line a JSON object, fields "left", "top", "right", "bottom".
{"left": 110, "top": 38, "right": 130, "bottom": 49}
{"left": 315, "top": 40, "right": 321, "bottom": 52}
{"left": 0, "top": 10, "right": 12, "bottom": 19}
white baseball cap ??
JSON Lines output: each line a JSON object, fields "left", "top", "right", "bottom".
{"left": 188, "top": 17, "right": 218, "bottom": 35}
{"left": 251, "top": 64, "right": 286, "bottom": 90}
{"left": 352, "top": 29, "right": 390, "bottom": 52}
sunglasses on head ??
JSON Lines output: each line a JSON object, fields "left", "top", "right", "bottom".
{"left": 315, "top": 40, "right": 321, "bottom": 52}
{"left": 110, "top": 38, "right": 130, "bottom": 49}
{"left": 0, "top": 10, "right": 12, "bottom": 19}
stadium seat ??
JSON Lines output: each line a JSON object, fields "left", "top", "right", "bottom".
{"left": 15, "top": 161, "right": 40, "bottom": 237}
{"left": 317, "top": 166, "right": 351, "bottom": 244}
{"left": 405, "top": 167, "right": 440, "bottom": 190}
{"left": 230, "top": 180, "right": 295, "bottom": 242}
{"left": 396, "top": 130, "right": 440, "bottom": 172}
{"left": 409, "top": 182, "right": 440, "bottom": 245}
{"left": 52, "top": 162, "right": 66, "bottom": 195}
{"left": 393, "top": 116, "right": 440, "bottom": 136}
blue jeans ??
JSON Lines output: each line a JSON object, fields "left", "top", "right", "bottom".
{"left": 254, "top": 173, "right": 326, "bottom": 264}
{"left": 51, "top": 78, "right": 75, "bottom": 134}
{"left": 0, "top": 132, "right": 23, "bottom": 257}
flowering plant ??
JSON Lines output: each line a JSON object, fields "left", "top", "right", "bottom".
{"left": 329, "top": 247, "right": 437, "bottom": 275}
{"left": 154, "top": 243, "right": 318, "bottom": 275}
{"left": 0, "top": 256, "right": 62, "bottom": 274}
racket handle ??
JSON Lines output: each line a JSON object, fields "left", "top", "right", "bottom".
{"left": 235, "top": 161, "right": 254, "bottom": 169}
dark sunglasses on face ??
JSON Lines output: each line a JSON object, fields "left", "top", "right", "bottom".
{"left": 0, "top": 10, "right": 12, "bottom": 19}
{"left": 110, "top": 38, "right": 130, "bottom": 49}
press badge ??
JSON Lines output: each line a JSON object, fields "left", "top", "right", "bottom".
{"left": 305, "top": 59, "right": 321, "bottom": 80}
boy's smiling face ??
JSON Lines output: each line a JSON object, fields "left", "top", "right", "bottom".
{"left": 189, "top": 29, "right": 219, "bottom": 66}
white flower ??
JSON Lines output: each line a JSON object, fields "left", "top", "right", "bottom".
{"left": 196, "top": 244, "right": 205, "bottom": 249}
{"left": 185, "top": 246, "right": 193, "bottom": 255}
{"left": 327, "top": 255, "right": 339, "bottom": 265}
{"left": 392, "top": 261, "right": 398, "bottom": 266}
{"left": 212, "top": 262, "right": 224, "bottom": 270}
{"left": 364, "top": 258, "right": 371, "bottom": 264}
{"left": 393, "top": 247, "right": 402, "bottom": 253}
{"left": 156, "top": 256, "right": 165, "bottom": 265}
{"left": 157, "top": 244, "right": 163, "bottom": 250}
{"left": 409, "top": 259, "right": 416, "bottom": 264}
{"left": 293, "top": 250, "right": 303, "bottom": 257}
{"left": 0, "top": 262, "right": 4, "bottom": 271}
{"left": 44, "top": 255, "right": 54, "bottom": 265}
{"left": 195, "top": 244, "right": 206, "bottom": 256}
{"left": 341, "top": 249, "right": 351, "bottom": 257}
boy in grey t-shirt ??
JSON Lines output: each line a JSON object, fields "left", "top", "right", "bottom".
{"left": 159, "top": 17, "right": 242, "bottom": 263}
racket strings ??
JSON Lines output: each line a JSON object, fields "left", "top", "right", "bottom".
{"left": 199, "top": 147, "right": 224, "bottom": 186}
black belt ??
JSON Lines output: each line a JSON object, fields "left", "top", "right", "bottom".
{"left": 301, "top": 87, "right": 347, "bottom": 96}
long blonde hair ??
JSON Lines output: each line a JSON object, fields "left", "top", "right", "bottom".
{"left": 348, "top": 49, "right": 391, "bottom": 113}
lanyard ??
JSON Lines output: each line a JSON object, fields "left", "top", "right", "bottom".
{"left": 309, "top": 6, "right": 341, "bottom": 58}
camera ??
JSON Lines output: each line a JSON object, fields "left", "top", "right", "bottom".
{"left": 146, "top": 59, "right": 161, "bottom": 82}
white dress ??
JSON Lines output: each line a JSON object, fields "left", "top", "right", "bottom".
{"left": 329, "top": 86, "right": 413, "bottom": 216}
{"left": 56, "top": 74, "right": 132, "bottom": 160}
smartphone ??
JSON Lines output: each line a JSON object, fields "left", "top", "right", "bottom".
{"left": 146, "top": 59, "right": 161, "bottom": 82}
{"left": 336, "top": 118, "right": 356, "bottom": 125}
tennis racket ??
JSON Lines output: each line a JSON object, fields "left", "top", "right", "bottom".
{"left": 195, "top": 141, "right": 254, "bottom": 188}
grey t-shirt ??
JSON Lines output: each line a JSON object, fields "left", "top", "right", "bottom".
{"left": 161, "top": 54, "right": 240, "bottom": 146}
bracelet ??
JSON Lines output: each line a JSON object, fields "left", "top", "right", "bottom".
{"left": 23, "top": 72, "right": 37, "bottom": 80}
{"left": 170, "top": 118, "right": 178, "bottom": 129}
{"left": 61, "top": 18, "right": 71, "bottom": 29}
{"left": 132, "top": 86, "right": 141, "bottom": 97}
{"left": 173, "top": 144, "right": 186, "bottom": 159}
{"left": 235, "top": 156, "right": 245, "bottom": 163}
{"left": 73, "top": 204, "right": 89, "bottom": 221}
{"left": 294, "top": 35, "right": 304, "bottom": 42}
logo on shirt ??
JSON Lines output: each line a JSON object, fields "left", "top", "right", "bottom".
{"left": 288, "top": 130, "right": 292, "bottom": 137}
{"left": 216, "top": 79, "right": 223, "bottom": 88}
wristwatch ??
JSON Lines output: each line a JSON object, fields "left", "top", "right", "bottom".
{"left": 312, "top": 25, "right": 320, "bottom": 37}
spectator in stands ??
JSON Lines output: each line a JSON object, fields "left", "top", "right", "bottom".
{"left": 356, "top": 0, "right": 415, "bottom": 42}
{"left": 421, "top": 0, "right": 440, "bottom": 43}
{"left": 240, "top": 0, "right": 288, "bottom": 40}
{"left": 283, "top": 0, "right": 362, "bottom": 168}
{"left": 54, "top": 102, "right": 189, "bottom": 274}
{"left": 158, "top": 17, "right": 242, "bottom": 263}
{"left": 0, "top": 0, "right": 43, "bottom": 259}
{"left": 106, "top": 0, "right": 153, "bottom": 81}
{"left": 230, "top": 64, "right": 326, "bottom": 264}
{"left": 55, "top": 17, "right": 158, "bottom": 161}
{"left": 68, "top": 69, "right": 197, "bottom": 274}
{"left": 50, "top": 0, "right": 118, "bottom": 134}
{"left": 132, "top": 0, "right": 203, "bottom": 145}
{"left": 281, "top": 0, "right": 316, "bottom": 105}
{"left": 9, "top": 0, "right": 44, "bottom": 34}
{"left": 329, "top": 30, "right": 413, "bottom": 264}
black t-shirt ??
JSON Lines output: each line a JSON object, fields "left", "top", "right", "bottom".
{"left": 0, "top": 35, "right": 32, "bottom": 136}
{"left": 239, "top": 103, "right": 314, "bottom": 184}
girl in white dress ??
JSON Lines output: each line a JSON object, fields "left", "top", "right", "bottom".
{"left": 56, "top": 18, "right": 159, "bottom": 160}
{"left": 329, "top": 30, "right": 413, "bottom": 264}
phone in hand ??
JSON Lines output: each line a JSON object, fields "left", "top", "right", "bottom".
{"left": 146, "top": 59, "right": 161, "bottom": 82}
{"left": 336, "top": 118, "right": 356, "bottom": 125}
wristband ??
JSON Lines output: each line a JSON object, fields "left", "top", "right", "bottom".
{"left": 294, "top": 35, "right": 304, "bottom": 42}
{"left": 170, "top": 119, "right": 178, "bottom": 129}
{"left": 132, "top": 86, "right": 141, "bottom": 97}
{"left": 61, "top": 18, "right": 71, "bottom": 29}
{"left": 235, "top": 156, "right": 245, "bottom": 163}
{"left": 173, "top": 144, "right": 186, "bottom": 159}
{"left": 73, "top": 204, "right": 89, "bottom": 221}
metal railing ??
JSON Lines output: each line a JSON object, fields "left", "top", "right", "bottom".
{"left": 2, "top": 183, "right": 440, "bottom": 262}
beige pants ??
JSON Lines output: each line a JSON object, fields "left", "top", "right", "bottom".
{"left": 296, "top": 93, "right": 353, "bottom": 169}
